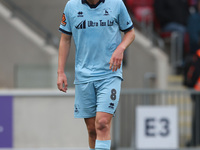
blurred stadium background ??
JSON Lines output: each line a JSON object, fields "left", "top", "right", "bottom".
{"left": 0, "top": 0, "right": 200, "bottom": 150}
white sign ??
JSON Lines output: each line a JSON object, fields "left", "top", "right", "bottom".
{"left": 136, "top": 106, "right": 178, "bottom": 149}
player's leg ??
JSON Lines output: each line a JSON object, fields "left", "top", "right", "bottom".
{"left": 74, "top": 82, "right": 97, "bottom": 149}
{"left": 95, "top": 112, "right": 113, "bottom": 150}
{"left": 95, "top": 112, "right": 112, "bottom": 140}
{"left": 94, "top": 77, "right": 122, "bottom": 150}
{"left": 84, "top": 117, "right": 96, "bottom": 149}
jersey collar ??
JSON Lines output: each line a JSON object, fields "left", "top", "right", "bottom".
{"left": 81, "top": 0, "right": 105, "bottom": 8}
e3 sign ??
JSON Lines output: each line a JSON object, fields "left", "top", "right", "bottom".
{"left": 136, "top": 106, "right": 178, "bottom": 149}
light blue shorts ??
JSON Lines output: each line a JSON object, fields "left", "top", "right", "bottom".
{"left": 74, "top": 77, "right": 122, "bottom": 118}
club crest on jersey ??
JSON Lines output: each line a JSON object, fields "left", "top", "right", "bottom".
{"left": 77, "top": 11, "right": 84, "bottom": 17}
{"left": 103, "top": 8, "right": 111, "bottom": 16}
{"left": 74, "top": 104, "right": 80, "bottom": 113}
{"left": 61, "top": 13, "right": 67, "bottom": 26}
{"left": 127, "top": 20, "right": 131, "bottom": 25}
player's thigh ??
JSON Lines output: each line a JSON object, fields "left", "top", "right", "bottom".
{"left": 96, "top": 77, "right": 122, "bottom": 115}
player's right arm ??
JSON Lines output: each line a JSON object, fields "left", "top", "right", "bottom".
{"left": 57, "top": 33, "right": 72, "bottom": 92}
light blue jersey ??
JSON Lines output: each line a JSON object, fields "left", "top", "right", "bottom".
{"left": 59, "top": 0, "right": 133, "bottom": 84}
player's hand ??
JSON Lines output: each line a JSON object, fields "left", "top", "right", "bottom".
{"left": 109, "top": 47, "right": 124, "bottom": 72}
{"left": 57, "top": 72, "right": 68, "bottom": 93}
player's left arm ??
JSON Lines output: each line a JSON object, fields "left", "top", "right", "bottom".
{"left": 109, "top": 28, "right": 135, "bottom": 72}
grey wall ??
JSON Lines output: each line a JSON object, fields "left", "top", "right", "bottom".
{"left": 0, "top": 14, "right": 54, "bottom": 88}
{"left": 0, "top": 90, "right": 89, "bottom": 148}
{"left": 122, "top": 30, "right": 168, "bottom": 89}
{"left": 123, "top": 42, "right": 156, "bottom": 88}
{"left": 10, "top": 0, "right": 67, "bottom": 37}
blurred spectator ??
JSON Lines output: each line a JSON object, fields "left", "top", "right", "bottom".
{"left": 187, "top": 0, "right": 200, "bottom": 54}
{"left": 191, "top": 49, "right": 200, "bottom": 147}
{"left": 183, "top": 49, "right": 200, "bottom": 147}
{"left": 154, "top": 0, "right": 189, "bottom": 34}
{"left": 186, "top": 0, "right": 200, "bottom": 146}
{"left": 188, "top": 0, "right": 198, "bottom": 14}
{"left": 154, "top": 0, "right": 190, "bottom": 68}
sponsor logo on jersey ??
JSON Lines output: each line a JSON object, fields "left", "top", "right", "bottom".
{"left": 75, "top": 20, "right": 86, "bottom": 29}
{"left": 61, "top": 13, "right": 67, "bottom": 26}
{"left": 75, "top": 19, "right": 114, "bottom": 29}
{"left": 77, "top": 11, "right": 84, "bottom": 17}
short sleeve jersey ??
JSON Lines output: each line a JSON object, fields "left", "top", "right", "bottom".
{"left": 59, "top": 0, "right": 133, "bottom": 84}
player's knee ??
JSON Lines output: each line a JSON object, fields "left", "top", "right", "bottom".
{"left": 96, "top": 117, "right": 110, "bottom": 131}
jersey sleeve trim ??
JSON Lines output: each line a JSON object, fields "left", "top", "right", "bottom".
{"left": 59, "top": 28, "right": 72, "bottom": 35}
{"left": 120, "top": 24, "right": 134, "bottom": 32}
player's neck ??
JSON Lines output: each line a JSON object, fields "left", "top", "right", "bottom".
{"left": 86, "top": 0, "right": 100, "bottom": 5}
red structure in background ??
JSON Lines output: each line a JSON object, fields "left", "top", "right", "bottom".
{"left": 125, "top": 0, "right": 154, "bottom": 23}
